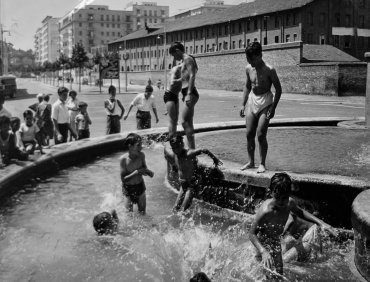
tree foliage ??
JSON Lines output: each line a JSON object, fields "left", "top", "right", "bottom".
{"left": 71, "top": 43, "right": 89, "bottom": 67}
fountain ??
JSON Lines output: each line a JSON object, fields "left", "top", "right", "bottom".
{"left": 0, "top": 53, "right": 370, "bottom": 281}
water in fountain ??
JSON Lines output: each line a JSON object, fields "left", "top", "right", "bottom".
{"left": 0, "top": 145, "right": 359, "bottom": 282}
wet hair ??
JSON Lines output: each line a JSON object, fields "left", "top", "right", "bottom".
{"left": 108, "top": 85, "right": 116, "bottom": 94}
{"left": 145, "top": 85, "right": 153, "bottom": 93}
{"left": 69, "top": 90, "right": 77, "bottom": 97}
{"left": 93, "top": 212, "right": 114, "bottom": 235}
{"left": 269, "top": 173, "right": 292, "bottom": 197}
{"left": 190, "top": 272, "right": 212, "bottom": 282}
{"left": 124, "top": 133, "right": 142, "bottom": 147}
{"left": 0, "top": 115, "right": 10, "bottom": 127}
{"left": 10, "top": 117, "right": 20, "bottom": 125}
{"left": 23, "top": 109, "right": 34, "bottom": 118}
{"left": 43, "top": 94, "right": 50, "bottom": 102}
{"left": 245, "top": 41, "right": 262, "bottom": 58}
{"left": 169, "top": 42, "right": 185, "bottom": 54}
{"left": 169, "top": 134, "right": 184, "bottom": 146}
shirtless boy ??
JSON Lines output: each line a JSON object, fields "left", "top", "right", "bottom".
{"left": 120, "top": 133, "right": 154, "bottom": 214}
{"left": 93, "top": 210, "right": 119, "bottom": 235}
{"left": 240, "top": 42, "right": 282, "bottom": 173}
{"left": 165, "top": 134, "right": 222, "bottom": 212}
{"left": 249, "top": 173, "right": 338, "bottom": 277}
{"left": 169, "top": 42, "right": 199, "bottom": 149}
{"left": 163, "top": 64, "right": 182, "bottom": 137}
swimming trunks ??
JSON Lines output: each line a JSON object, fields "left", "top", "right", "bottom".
{"left": 122, "top": 182, "right": 146, "bottom": 204}
{"left": 247, "top": 90, "right": 274, "bottom": 116}
{"left": 179, "top": 174, "right": 202, "bottom": 192}
{"left": 163, "top": 90, "right": 179, "bottom": 104}
{"left": 136, "top": 110, "right": 151, "bottom": 130}
{"left": 181, "top": 87, "right": 199, "bottom": 102}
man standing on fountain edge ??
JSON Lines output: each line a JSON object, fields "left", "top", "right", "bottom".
{"left": 240, "top": 42, "right": 282, "bottom": 173}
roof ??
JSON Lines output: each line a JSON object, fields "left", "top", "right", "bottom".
{"left": 302, "top": 44, "right": 360, "bottom": 62}
{"left": 110, "top": 0, "right": 315, "bottom": 44}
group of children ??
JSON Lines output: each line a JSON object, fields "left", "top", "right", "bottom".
{"left": 0, "top": 91, "right": 92, "bottom": 168}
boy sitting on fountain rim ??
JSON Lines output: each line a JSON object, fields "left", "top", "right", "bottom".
{"left": 165, "top": 134, "right": 223, "bottom": 213}
{"left": 249, "top": 172, "right": 338, "bottom": 279}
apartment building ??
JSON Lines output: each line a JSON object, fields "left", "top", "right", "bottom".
{"left": 34, "top": 16, "right": 60, "bottom": 64}
{"left": 109, "top": 0, "right": 370, "bottom": 72}
{"left": 58, "top": 5, "right": 132, "bottom": 56}
{"left": 169, "top": 0, "right": 234, "bottom": 20}
{"left": 124, "top": 2, "right": 169, "bottom": 31}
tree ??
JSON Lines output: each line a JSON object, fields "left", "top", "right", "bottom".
{"left": 84, "top": 60, "right": 95, "bottom": 86}
{"left": 57, "top": 53, "right": 69, "bottom": 87}
{"left": 42, "top": 60, "right": 52, "bottom": 84}
{"left": 52, "top": 60, "right": 61, "bottom": 87}
{"left": 71, "top": 43, "right": 89, "bottom": 92}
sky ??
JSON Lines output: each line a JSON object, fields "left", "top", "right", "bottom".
{"left": 1, "top": 0, "right": 242, "bottom": 51}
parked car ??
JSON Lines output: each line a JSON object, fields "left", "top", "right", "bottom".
{"left": 0, "top": 76, "right": 17, "bottom": 98}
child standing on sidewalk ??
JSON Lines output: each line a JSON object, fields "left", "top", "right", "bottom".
{"left": 75, "top": 101, "right": 92, "bottom": 140}
{"left": 19, "top": 110, "right": 44, "bottom": 155}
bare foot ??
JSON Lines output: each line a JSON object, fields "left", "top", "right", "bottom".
{"left": 257, "top": 164, "right": 266, "bottom": 173}
{"left": 240, "top": 162, "right": 255, "bottom": 171}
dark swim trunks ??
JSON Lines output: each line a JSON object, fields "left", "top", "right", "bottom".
{"left": 179, "top": 174, "right": 202, "bottom": 193}
{"left": 122, "top": 182, "right": 146, "bottom": 204}
{"left": 181, "top": 87, "right": 199, "bottom": 102}
{"left": 163, "top": 90, "right": 179, "bottom": 104}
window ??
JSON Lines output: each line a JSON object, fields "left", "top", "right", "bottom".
{"left": 88, "top": 23, "right": 93, "bottom": 27}
{"left": 286, "top": 34, "right": 290, "bottom": 42}
{"left": 359, "top": 15, "right": 365, "bottom": 28}
{"left": 239, "top": 23, "right": 243, "bottom": 33}
{"left": 88, "top": 14, "right": 94, "bottom": 20}
{"left": 224, "top": 41, "right": 228, "bottom": 49}
{"left": 190, "top": 32, "right": 193, "bottom": 40}
{"left": 307, "top": 33, "right": 313, "bottom": 43}
{"left": 286, "top": 14, "right": 291, "bottom": 26}
{"left": 144, "top": 10, "right": 147, "bottom": 16}
{"left": 112, "top": 32, "right": 115, "bottom": 36}
{"left": 319, "top": 13, "right": 325, "bottom": 26}
{"left": 201, "top": 45, "right": 203, "bottom": 53}
{"left": 118, "top": 32, "right": 121, "bottom": 37}
{"left": 186, "top": 47, "right": 188, "bottom": 53}
{"left": 275, "top": 16, "right": 279, "bottom": 28}
{"left": 79, "top": 23, "right": 82, "bottom": 27}
{"left": 154, "top": 10, "right": 157, "bottom": 16}
{"left": 219, "top": 42, "right": 222, "bottom": 51}
{"left": 294, "top": 34, "right": 297, "bottom": 41}
{"left": 126, "top": 16, "right": 131, "bottom": 22}
{"left": 293, "top": 13, "right": 297, "bottom": 25}
{"left": 100, "top": 14, "right": 104, "bottom": 20}
{"left": 112, "top": 24, "right": 115, "bottom": 28}
{"left": 275, "top": 36, "right": 279, "bottom": 43}
{"left": 107, "top": 32, "right": 110, "bottom": 36}
{"left": 79, "top": 31, "right": 82, "bottom": 35}
{"left": 136, "top": 9, "right": 140, "bottom": 15}
{"left": 117, "top": 15, "right": 120, "bottom": 22}
{"left": 106, "top": 15, "right": 109, "bottom": 21}
{"left": 344, "top": 35, "right": 351, "bottom": 48}
{"left": 247, "top": 20, "right": 250, "bottom": 31}
{"left": 200, "top": 30, "right": 203, "bottom": 38}
{"left": 195, "top": 46, "right": 198, "bottom": 53}
{"left": 247, "top": 39, "right": 250, "bottom": 45}
{"left": 335, "top": 13, "right": 340, "bottom": 26}
{"left": 149, "top": 19, "right": 152, "bottom": 23}
{"left": 190, "top": 46, "right": 193, "bottom": 54}
{"left": 101, "top": 31, "right": 104, "bottom": 35}
{"left": 79, "top": 14, "right": 82, "bottom": 18}
{"left": 118, "top": 24, "right": 120, "bottom": 28}
{"left": 149, "top": 10, "right": 152, "bottom": 16}
{"left": 154, "top": 19, "right": 157, "bottom": 23}
{"left": 112, "top": 15, "right": 115, "bottom": 21}
{"left": 254, "top": 19, "right": 258, "bottom": 30}
{"left": 107, "top": 23, "right": 110, "bottom": 28}
{"left": 345, "top": 14, "right": 351, "bottom": 27}
{"left": 239, "top": 40, "right": 242, "bottom": 48}
{"left": 232, "top": 41, "right": 235, "bottom": 49}
{"left": 334, "top": 35, "right": 339, "bottom": 46}
{"left": 308, "top": 12, "right": 313, "bottom": 25}
{"left": 206, "top": 44, "right": 209, "bottom": 52}
{"left": 195, "top": 30, "right": 198, "bottom": 39}
{"left": 101, "top": 23, "right": 104, "bottom": 27}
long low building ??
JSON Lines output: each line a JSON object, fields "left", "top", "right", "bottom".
{"left": 108, "top": 0, "right": 369, "bottom": 96}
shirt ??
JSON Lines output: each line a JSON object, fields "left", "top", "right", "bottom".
{"left": 19, "top": 123, "right": 40, "bottom": 142}
{"left": 105, "top": 99, "right": 122, "bottom": 116}
{"left": 131, "top": 93, "right": 156, "bottom": 112}
{"left": 75, "top": 113, "right": 90, "bottom": 130}
{"left": 52, "top": 99, "right": 69, "bottom": 124}
{"left": 0, "top": 107, "right": 12, "bottom": 118}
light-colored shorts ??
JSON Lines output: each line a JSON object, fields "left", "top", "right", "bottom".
{"left": 247, "top": 90, "right": 274, "bottom": 116}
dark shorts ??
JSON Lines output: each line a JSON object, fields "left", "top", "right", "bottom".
{"left": 54, "top": 123, "right": 69, "bottom": 144}
{"left": 163, "top": 90, "right": 179, "bottom": 105}
{"left": 136, "top": 110, "right": 151, "bottom": 130}
{"left": 180, "top": 174, "right": 201, "bottom": 193}
{"left": 181, "top": 87, "right": 199, "bottom": 102}
{"left": 122, "top": 182, "right": 146, "bottom": 204}
{"left": 106, "top": 115, "right": 121, "bottom": 135}
{"left": 78, "top": 129, "right": 90, "bottom": 140}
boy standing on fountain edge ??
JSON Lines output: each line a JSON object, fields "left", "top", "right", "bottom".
{"left": 240, "top": 42, "right": 282, "bottom": 173}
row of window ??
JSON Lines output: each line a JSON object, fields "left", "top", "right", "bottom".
{"left": 333, "top": 35, "right": 370, "bottom": 48}
{"left": 136, "top": 9, "right": 166, "bottom": 17}
{"left": 80, "top": 13, "right": 124, "bottom": 22}
{"left": 78, "top": 22, "right": 125, "bottom": 29}
{"left": 78, "top": 31, "right": 122, "bottom": 37}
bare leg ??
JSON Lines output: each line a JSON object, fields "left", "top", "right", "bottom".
{"left": 137, "top": 192, "right": 146, "bottom": 215}
{"left": 182, "top": 94, "right": 199, "bottom": 149}
{"left": 173, "top": 187, "right": 186, "bottom": 212}
{"left": 166, "top": 101, "right": 179, "bottom": 137}
{"left": 123, "top": 195, "right": 133, "bottom": 212}
{"left": 182, "top": 188, "right": 194, "bottom": 211}
{"left": 241, "top": 109, "right": 258, "bottom": 170}
{"left": 256, "top": 107, "right": 270, "bottom": 173}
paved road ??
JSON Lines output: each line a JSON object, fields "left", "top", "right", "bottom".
{"left": 3, "top": 78, "right": 365, "bottom": 139}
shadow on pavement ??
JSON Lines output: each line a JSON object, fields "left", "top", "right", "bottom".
{"left": 7, "top": 89, "right": 38, "bottom": 101}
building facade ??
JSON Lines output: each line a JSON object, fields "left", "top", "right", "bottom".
{"left": 34, "top": 16, "right": 60, "bottom": 64}
{"left": 169, "top": 0, "right": 234, "bottom": 21}
{"left": 124, "top": 2, "right": 169, "bottom": 31}
{"left": 59, "top": 5, "right": 132, "bottom": 56}
{"left": 109, "top": 0, "right": 370, "bottom": 73}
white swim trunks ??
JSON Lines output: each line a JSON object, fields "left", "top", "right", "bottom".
{"left": 247, "top": 90, "right": 274, "bottom": 116}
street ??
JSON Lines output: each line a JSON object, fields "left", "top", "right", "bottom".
{"left": 3, "top": 78, "right": 365, "bottom": 139}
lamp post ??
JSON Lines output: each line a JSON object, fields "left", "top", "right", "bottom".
{"left": 1, "top": 24, "right": 11, "bottom": 76}
{"left": 157, "top": 26, "right": 167, "bottom": 90}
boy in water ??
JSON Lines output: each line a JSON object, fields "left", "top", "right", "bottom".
{"left": 240, "top": 42, "right": 282, "bottom": 173}
{"left": 163, "top": 64, "right": 182, "bottom": 137}
{"left": 249, "top": 173, "right": 338, "bottom": 277}
{"left": 93, "top": 210, "right": 119, "bottom": 235}
{"left": 164, "top": 134, "right": 222, "bottom": 212}
{"left": 120, "top": 133, "right": 154, "bottom": 214}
